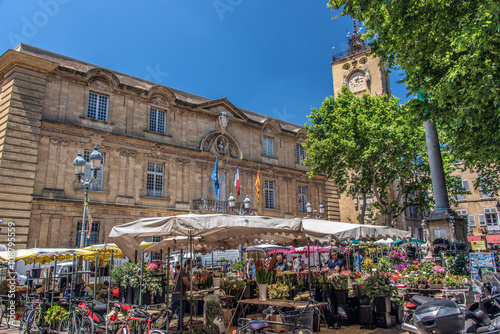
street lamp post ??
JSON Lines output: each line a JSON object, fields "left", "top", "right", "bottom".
{"left": 306, "top": 202, "right": 325, "bottom": 219}
{"left": 73, "top": 145, "right": 103, "bottom": 249}
{"left": 227, "top": 194, "right": 252, "bottom": 215}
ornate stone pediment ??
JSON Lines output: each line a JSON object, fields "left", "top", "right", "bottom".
{"left": 200, "top": 131, "right": 241, "bottom": 159}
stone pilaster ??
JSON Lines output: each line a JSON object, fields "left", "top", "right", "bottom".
{"left": 0, "top": 59, "right": 52, "bottom": 248}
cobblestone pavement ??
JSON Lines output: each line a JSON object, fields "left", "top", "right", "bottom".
{"left": 0, "top": 320, "right": 408, "bottom": 334}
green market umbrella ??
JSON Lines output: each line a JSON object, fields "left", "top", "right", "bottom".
{"left": 391, "top": 238, "right": 425, "bottom": 246}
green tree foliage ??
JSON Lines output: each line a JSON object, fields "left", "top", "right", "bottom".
{"left": 304, "top": 87, "right": 465, "bottom": 225}
{"left": 328, "top": 0, "right": 500, "bottom": 193}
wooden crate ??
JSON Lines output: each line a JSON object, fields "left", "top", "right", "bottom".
{"left": 222, "top": 308, "right": 236, "bottom": 327}
{"left": 269, "top": 314, "right": 284, "bottom": 332}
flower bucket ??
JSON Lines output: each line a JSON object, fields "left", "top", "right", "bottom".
{"left": 213, "top": 277, "right": 222, "bottom": 295}
{"left": 258, "top": 283, "right": 268, "bottom": 301}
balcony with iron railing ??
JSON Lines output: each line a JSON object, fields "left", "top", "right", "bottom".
{"left": 192, "top": 198, "right": 248, "bottom": 213}
{"left": 332, "top": 44, "right": 369, "bottom": 62}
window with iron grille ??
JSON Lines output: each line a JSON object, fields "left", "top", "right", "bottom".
{"left": 146, "top": 236, "right": 162, "bottom": 260}
{"left": 296, "top": 144, "right": 305, "bottom": 163}
{"left": 149, "top": 108, "right": 166, "bottom": 134}
{"left": 298, "top": 186, "right": 308, "bottom": 213}
{"left": 265, "top": 180, "right": 275, "bottom": 209}
{"left": 147, "top": 162, "right": 164, "bottom": 197}
{"left": 263, "top": 136, "right": 274, "bottom": 157}
{"left": 87, "top": 92, "right": 108, "bottom": 121}
{"left": 82, "top": 151, "right": 105, "bottom": 191}
{"left": 75, "top": 221, "right": 99, "bottom": 248}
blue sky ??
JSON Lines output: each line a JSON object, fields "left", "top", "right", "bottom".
{"left": 0, "top": 0, "right": 408, "bottom": 126}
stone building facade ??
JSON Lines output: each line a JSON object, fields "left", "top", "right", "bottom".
{"left": 0, "top": 44, "right": 337, "bottom": 249}
{"left": 451, "top": 169, "right": 499, "bottom": 237}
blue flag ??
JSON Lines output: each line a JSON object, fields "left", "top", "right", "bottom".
{"left": 211, "top": 158, "right": 219, "bottom": 196}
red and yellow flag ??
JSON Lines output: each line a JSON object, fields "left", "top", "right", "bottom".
{"left": 255, "top": 171, "right": 261, "bottom": 202}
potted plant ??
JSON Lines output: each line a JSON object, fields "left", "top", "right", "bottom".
{"left": 390, "top": 300, "right": 406, "bottom": 324}
{"left": 44, "top": 304, "right": 68, "bottom": 329}
{"left": 111, "top": 262, "right": 162, "bottom": 305}
{"left": 255, "top": 258, "right": 274, "bottom": 300}
{"left": 230, "top": 261, "right": 246, "bottom": 276}
{"left": 220, "top": 280, "right": 245, "bottom": 308}
{"left": 267, "top": 282, "right": 291, "bottom": 300}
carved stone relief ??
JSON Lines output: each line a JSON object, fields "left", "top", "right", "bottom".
{"left": 150, "top": 96, "right": 168, "bottom": 106}
{"left": 90, "top": 79, "right": 111, "bottom": 92}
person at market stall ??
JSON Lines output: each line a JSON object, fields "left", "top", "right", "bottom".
{"left": 16, "top": 271, "right": 28, "bottom": 286}
{"left": 0, "top": 272, "right": 16, "bottom": 295}
{"left": 246, "top": 258, "right": 255, "bottom": 280}
{"left": 294, "top": 255, "right": 302, "bottom": 272}
{"left": 327, "top": 250, "right": 343, "bottom": 272}
{"left": 275, "top": 253, "right": 289, "bottom": 271}
{"left": 167, "top": 258, "right": 199, "bottom": 330}
{"left": 355, "top": 250, "right": 364, "bottom": 272}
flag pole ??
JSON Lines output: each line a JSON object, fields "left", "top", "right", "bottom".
{"left": 202, "top": 165, "right": 212, "bottom": 211}
{"left": 239, "top": 162, "right": 253, "bottom": 215}
{"left": 229, "top": 157, "right": 239, "bottom": 196}
{"left": 249, "top": 165, "right": 261, "bottom": 213}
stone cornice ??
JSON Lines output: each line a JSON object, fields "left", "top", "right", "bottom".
{"left": 0, "top": 50, "right": 58, "bottom": 79}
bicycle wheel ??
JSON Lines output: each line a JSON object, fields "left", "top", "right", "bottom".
{"left": 24, "top": 309, "right": 41, "bottom": 334}
{"left": 78, "top": 315, "right": 94, "bottom": 334}
{"left": 293, "top": 329, "right": 313, "bottom": 334}
{"left": 150, "top": 330, "right": 167, "bottom": 334}
{"left": 19, "top": 307, "right": 31, "bottom": 333}
{"left": 115, "top": 325, "right": 129, "bottom": 334}
{"left": 0, "top": 304, "right": 10, "bottom": 329}
{"left": 58, "top": 313, "right": 77, "bottom": 334}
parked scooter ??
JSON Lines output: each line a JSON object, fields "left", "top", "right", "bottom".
{"left": 402, "top": 273, "right": 500, "bottom": 334}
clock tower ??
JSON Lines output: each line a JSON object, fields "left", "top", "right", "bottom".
{"left": 331, "top": 21, "right": 391, "bottom": 98}
{"left": 324, "top": 21, "right": 393, "bottom": 225}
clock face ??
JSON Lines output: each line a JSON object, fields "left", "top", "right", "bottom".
{"left": 349, "top": 72, "right": 365, "bottom": 90}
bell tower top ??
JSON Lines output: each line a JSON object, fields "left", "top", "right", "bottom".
{"left": 330, "top": 20, "right": 390, "bottom": 98}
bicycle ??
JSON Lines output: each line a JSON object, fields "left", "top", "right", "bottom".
{"left": 23, "top": 291, "right": 53, "bottom": 334}
{"left": 0, "top": 295, "right": 12, "bottom": 330}
{"left": 19, "top": 294, "right": 38, "bottom": 334}
{"left": 58, "top": 296, "right": 94, "bottom": 334}
{"left": 114, "top": 305, "right": 167, "bottom": 334}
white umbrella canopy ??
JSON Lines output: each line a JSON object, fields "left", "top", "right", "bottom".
{"left": 109, "top": 214, "right": 303, "bottom": 261}
{"left": 110, "top": 214, "right": 410, "bottom": 261}
{"left": 144, "top": 236, "right": 216, "bottom": 255}
{"left": 243, "top": 244, "right": 291, "bottom": 253}
{"left": 301, "top": 219, "right": 410, "bottom": 243}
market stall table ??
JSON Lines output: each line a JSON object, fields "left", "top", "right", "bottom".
{"left": 235, "top": 298, "right": 327, "bottom": 330}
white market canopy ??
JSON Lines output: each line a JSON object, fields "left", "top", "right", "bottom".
{"left": 109, "top": 213, "right": 410, "bottom": 261}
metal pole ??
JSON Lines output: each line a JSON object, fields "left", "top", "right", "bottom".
{"left": 229, "top": 157, "right": 239, "bottom": 196}
{"left": 106, "top": 250, "right": 113, "bottom": 334}
{"left": 248, "top": 165, "right": 261, "bottom": 213}
{"left": 307, "top": 240, "right": 312, "bottom": 294}
{"left": 51, "top": 257, "right": 57, "bottom": 307}
{"left": 218, "top": 157, "right": 230, "bottom": 212}
{"left": 166, "top": 247, "right": 171, "bottom": 308}
{"left": 203, "top": 173, "right": 212, "bottom": 211}
{"left": 139, "top": 248, "right": 144, "bottom": 305}
{"left": 189, "top": 236, "right": 193, "bottom": 334}
{"left": 94, "top": 254, "right": 99, "bottom": 300}
{"left": 239, "top": 162, "right": 253, "bottom": 214}
{"left": 79, "top": 189, "right": 88, "bottom": 249}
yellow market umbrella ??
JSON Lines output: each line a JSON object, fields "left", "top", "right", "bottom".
{"left": 83, "top": 243, "right": 126, "bottom": 259}
{"left": 0, "top": 249, "right": 39, "bottom": 262}
{"left": 14, "top": 248, "right": 98, "bottom": 264}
